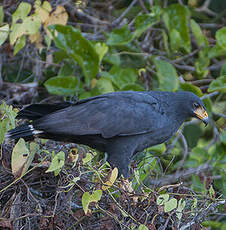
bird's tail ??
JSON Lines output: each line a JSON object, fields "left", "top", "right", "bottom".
{"left": 5, "top": 124, "right": 43, "bottom": 141}
{"left": 5, "top": 102, "right": 71, "bottom": 141}
{"left": 16, "top": 102, "right": 72, "bottom": 120}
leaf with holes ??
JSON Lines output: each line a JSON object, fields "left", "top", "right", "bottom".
{"left": 11, "top": 138, "right": 30, "bottom": 177}
{"left": 82, "top": 190, "right": 102, "bottom": 215}
{"left": 102, "top": 167, "right": 118, "bottom": 191}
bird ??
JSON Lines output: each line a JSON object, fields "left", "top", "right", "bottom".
{"left": 6, "top": 91, "right": 209, "bottom": 177}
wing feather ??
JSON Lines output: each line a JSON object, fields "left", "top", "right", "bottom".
{"left": 33, "top": 91, "right": 166, "bottom": 138}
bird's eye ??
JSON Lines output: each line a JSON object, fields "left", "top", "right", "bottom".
{"left": 193, "top": 102, "right": 199, "bottom": 109}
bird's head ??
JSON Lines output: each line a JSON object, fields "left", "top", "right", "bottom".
{"left": 176, "top": 91, "right": 209, "bottom": 126}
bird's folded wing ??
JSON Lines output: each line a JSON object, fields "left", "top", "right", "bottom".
{"left": 33, "top": 92, "right": 166, "bottom": 138}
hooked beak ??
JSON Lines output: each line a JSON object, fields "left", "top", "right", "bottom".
{"left": 194, "top": 106, "right": 209, "bottom": 126}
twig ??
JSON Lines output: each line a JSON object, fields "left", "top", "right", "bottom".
{"left": 0, "top": 51, "right": 2, "bottom": 89}
{"left": 179, "top": 200, "right": 226, "bottom": 230}
{"left": 172, "top": 63, "right": 196, "bottom": 72}
{"left": 176, "top": 132, "right": 188, "bottom": 172}
{"left": 196, "top": 0, "right": 216, "bottom": 17}
{"left": 208, "top": 61, "right": 225, "bottom": 71}
{"left": 149, "top": 162, "right": 211, "bottom": 186}
{"left": 189, "top": 79, "right": 213, "bottom": 85}
{"left": 138, "top": 0, "right": 149, "bottom": 13}
{"left": 65, "top": 3, "right": 109, "bottom": 26}
{"left": 172, "top": 48, "right": 200, "bottom": 63}
{"left": 201, "top": 91, "right": 219, "bottom": 100}
{"left": 200, "top": 23, "right": 224, "bottom": 29}
{"left": 112, "top": 0, "right": 137, "bottom": 26}
{"left": 213, "top": 112, "right": 226, "bottom": 119}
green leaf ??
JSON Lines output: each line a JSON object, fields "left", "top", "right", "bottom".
{"left": 147, "top": 143, "right": 166, "bottom": 154}
{"left": 163, "top": 4, "right": 191, "bottom": 53}
{"left": 220, "top": 62, "right": 226, "bottom": 75}
{"left": 12, "top": 2, "right": 31, "bottom": 24}
{"left": 96, "top": 77, "right": 114, "bottom": 94}
{"left": 82, "top": 152, "right": 94, "bottom": 165}
{"left": 177, "top": 199, "right": 186, "bottom": 211}
{"left": 14, "top": 35, "right": 26, "bottom": 55}
{"left": 82, "top": 192, "right": 91, "bottom": 215}
{"left": 134, "top": 7, "right": 161, "bottom": 38}
{"left": 180, "top": 83, "right": 203, "bottom": 97}
{"left": 202, "top": 221, "right": 224, "bottom": 228}
{"left": 216, "top": 27, "right": 226, "bottom": 49}
{"left": 209, "top": 185, "right": 215, "bottom": 199}
{"left": 153, "top": 58, "right": 179, "bottom": 91}
{"left": 0, "top": 102, "right": 17, "bottom": 134}
{"left": 157, "top": 194, "right": 169, "bottom": 205}
{"left": 103, "top": 51, "right": 120, "bottom": 66}
{"left": 10, "top": 3, "right": 41, "bottom": 45}
{"left": 44, "top": 76, "right": 79, "bottom": 96}
{"left": 46, "top": 151, "right": 65, "bottom": 176}
{"left": 192, "top": 175, "right": 207, "bottom": 194}
{"left": 53, "top": 50, "right": 68, "bottom": 63}
{"left": 183, "top": 124, "right": 202, "bottom": 148}
{"left": 82, "top": 190, "right": 102, "bottom": 214}
{"left": 176, "top": 199, "right": 186, "bottom": 220}
{"left": 138, "top": 224, "right": 149, "bottom": 230}
{"left": 220, "top": 130, "right": 226, "bottom": 144}
{"left": 121, "top": 83, "right": 144, "bottom": 91}
{"left": 0, "top": 6, "right": 3, "bottom": 23}
{"left": 190, "top": 147, "right": 208, "bottom": 163}
{"left": 208, "top": 75, "right": 226, "bottom": 93}
{"left": 94, "top": 42, "right": 108, "bottom": 63}
{"left": 107, "top": 24, "right": 133, "bottom": 46}
{"left": 49, "top": 25, "right": 99, "bottom": 83}
{"left": 190, "top": 19, "right": 208, "bottom": 47}
{"left": 164, "top": 198, "right": 177, "bottom": 212}
{"left": 0, "top": 119, "right": 8, "bottom": 144}
{"left": 58, "top": 62, "right": 75, "bottom": 77}
{"left": 162, "top": 30, "right": 170, "bottom": 56}
{"left": 208, "top": 44, "right": 226, "bottom": 59}
{"left": 0, "top": 23, "right": 9, "bottom": 46}
{"left": 107, "top": 66, "right": 137, "bottom": 89}
{"left": 195, "top": 48, "right": 210, "bottom": 78}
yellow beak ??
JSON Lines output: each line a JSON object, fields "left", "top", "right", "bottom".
{"left": 194, "top": 107, "right": 209, "bottom": 126}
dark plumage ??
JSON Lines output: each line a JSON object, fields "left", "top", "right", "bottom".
{"left": 7, "top": 91, "right": 209, "bottom": 176}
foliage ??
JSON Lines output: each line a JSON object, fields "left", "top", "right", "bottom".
{"left": 0, "top": 0, "right": 225, "bottom": 229}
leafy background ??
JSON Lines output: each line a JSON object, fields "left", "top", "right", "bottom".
{"left": 0, "top": 0, "right": 225, "bottom": 229}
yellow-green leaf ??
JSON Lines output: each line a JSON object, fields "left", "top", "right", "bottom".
{"left": 0, "top": 24, "right": 9, "bottom": 46}
{"left": 82, "top": 190, "right": 102, "bottom": 215}
{"left": 14, "top": 35, "right": 26, "bottom": 55}
{"left": 0, "top": 6, "right": 3, "bottom": 23}
{"left": 164, "top": 198, "right": 177, "bottom": 212}
{"left": 190, "top": 19, "right": 208, "bottom": 47}
{"left": 102, "top": 167, "right": 118, "bottom": 190}
{"left": 138, "top": 224, "right": 149, "bottom": 230}
{"left": 11, "top": 138, "right": 30, "bottom": 177}
{"left": 46, "top": 151, "right": 65, "bottom": 175}
{"left": 208, "top": 75, "right": 226, "bottom": 93}
{"left": 216, "top": 27, "right": 226, "bottom": 49}
{"left": 157, "top": 194, "right": 169, "bottom": 205}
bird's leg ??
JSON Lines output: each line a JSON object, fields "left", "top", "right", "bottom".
{"left": 106, "top": 141, "right": 134, "bottom": 178}
{"left": 107, "top": 151, "right": 131, "bottom": 177}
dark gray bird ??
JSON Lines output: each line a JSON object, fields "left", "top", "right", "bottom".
{"left": 7, "top": 91, "right": 209, "bottom": 176}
